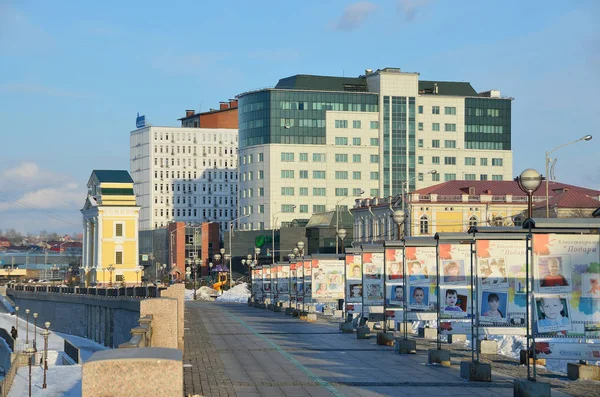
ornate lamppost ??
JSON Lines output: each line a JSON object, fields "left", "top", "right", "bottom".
{"left": 15, "top": 306, "right": 19, "bottom": 331}
{"left": 42, "top": 321, "right": 51, "bottom": 389}
{"left": 107, "top": 265, "right": 115, "bottom": 287}
{"left": 26, "top": 345, "right": 36, "bottom": 396}
{"left": 337, "top": 228, "right": 347, "bottom": 255}
{"left": 33, "top": 313, "right": 38, "bottom": 349}
{"left": 515, "top": 169, "right": 544, "bottom": 219}
{"left": 25, "top": 308, "right": 30, "bottom": 344}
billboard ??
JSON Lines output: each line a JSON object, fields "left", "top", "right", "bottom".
{"left": 311, "top": 259, "right": 344, "bottom": 301}
{"left": 346, "top": 253, "right": 362, "bottom": 304}
{"left": 362, "top": 252, "right": 384, "bottom": 306}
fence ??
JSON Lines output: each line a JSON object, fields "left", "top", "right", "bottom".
{"left": 0, "top": 329, "right": 13, "bottom": 352}
{"left": 64, "top": 339, "right": 80, "bottom": 364}
{"left": 10, "top": 285, "right": 164, "bottom": 298}
{"left": 0, "top": 353, "right": 21, "bottom": 397}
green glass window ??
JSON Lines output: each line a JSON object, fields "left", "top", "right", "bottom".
{"left": 418, "top": 156, "right": 423, "bottom": 164}
{"left": 432, "top": 140, "right": 440, "bottom": 148}
{"left": 444, "top": 107, "right": 456, "bottom": 115}
{"left": 299, "top": 205, "right": 308, "bottom": 213}
{"left": 281, "top": 204, "right": 296, "bottom": 213}
{"left": 465, "top": 174, "right": 476, "bottom": 180}
{"left": 299, "top": 187, "right": 308, "bottom": 196}
{"left": 432, "top": 106, "right": 440, "bottom": 114}
{"left": 353, "top": 137, "right": 361, "bottom": 146}
{"left": 370, "top": 138, "right": 379, "bottom": 146}
{"left": 445, "top": 123, "right": 456, "bottom": 132}
{"left": 370, "top": 188, "right": 379, "bottom": 196}
{"left": 313, "top": 170, "right": 326, "bottom": 179}
{"left": 353, "top": 171, "right": 362, "bottom": 180}
{"left": 465, "top": 157, "right": 476, "bottom": 166}
{"left": 281, "top": 152, "right": 294, "bottom": 162}
{"left": 492, "top": 158, "right": 503, "bottom": 166}
{"left": 492, "top": 175, "right": 503, "bottom": 181}
{"left": 444, "top": 140, "right": 456, "bottom": 148}
{"left": 353, "top": 120, "right": 361, "bottom": 129}
{"left": 281, "top": 170, "right": 294, "bottom": 178}
{"left": 281, "top": 187, "right": 295, "bottom": 196}
{"left": 370, "top": 172, "right": 379, "bottom": 180}
{"left": 418, "top": 122, "right": 423, "bottom": 131}
{"left": 299, "top": 170, "right": 308, "bottom": 179}
{"left": 432, "top": 123, "right": 440, "bottom": 131}
{"left": 480, "top": 158, "right": 488, "bottom": 166}
{"left": 299, "top": 153, "right": 308, "bottom": 162}
{"left": 313, "top": 205, "right": 326, "bottom": 213}
{"left": 335, "top": 137, "right": 348, "bottom": 145}
{"left": 353, "top": 154, "right": 361, "bottom": 163}
{"left": 313, "top": 188, "right": 326, "bottom": 196}
{"left": 335, "top": 188, "right": 348, "bottom": 196}
{"left": 335, "top": 154, "right": 348, "bottom": 163}
{"left": 313, "top": 153, "right": 326, "bottom": 162}
{"left": 335, "top": 171, "right": 348, "bottom": 180}
{"left": 418, "top": 105, "right": 423, "bottom": 114}
{"left": 370, "top": 155, "right": 379, "bottom": 163}
{"left": 444, "top": 157, "right": 456, "bottom": 165}
{"left": 444, "top": 173, "right": 456, "bottom": 181}
{"left": 370, "top": 121, "right": 379, "bottom": 129}
{"left": 335, "top": 120, "right": 348, "bottom": 128}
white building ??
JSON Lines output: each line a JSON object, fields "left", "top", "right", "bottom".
{"left": 236, "top": 67, "right": 513, "bottom": 231}
{"left": 129, "top": 126, "right": 238, "bottom": 235}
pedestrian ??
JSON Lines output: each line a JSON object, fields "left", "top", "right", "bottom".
{"left": 10, "top": 326, "right": 17, "bottom": 340}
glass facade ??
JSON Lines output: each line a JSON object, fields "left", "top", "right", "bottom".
{"left": 239, "top": 90, "right": 379, "bottom": 148}
{"left": 464, "top": 98, "right": 511, "bottom": 150}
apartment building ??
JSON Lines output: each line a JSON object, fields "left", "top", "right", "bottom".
{"left": 236, "top": 68, "right": 513, "bottom": 231}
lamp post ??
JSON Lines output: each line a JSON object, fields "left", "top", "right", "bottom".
{"left": 515, "top": 169, "right": 544, "bottom": 219}
{"left": 229, "top": 214, "right": 250, "bottom": 288}
{"left": 42, "top": 321, "right": 51, "bottom": 389}
{"left": 51, "top": 264, "right": 59, "bottom": 285}
{"left": 26, "top": 345, "right": 36, "bottom": 397}
{"left": 209, "top": 262, "right": 214, "bottom": 284}
{"left": 272, "top": 206, "right": 296, "bottom": 266}
{"left": 545, "top": 135, "right": 592, "bottom": 217}
{"left": 107, "top": 265, "right": 115, "bottom": 287}
{"left": 401, "top": 170, "right": 436, "bottom": 237}
{"left": 25, "top": 308, "right": 30, "bottom": 344}
{"left": 337, "top": 228, "right": 347, "bottom": 255}
{"left": 135, "top": 266, "right": 141, "bottom": 287}
{"left": 392, "top": 210, "right": 406, "bottom": 240}
{"left": 193, "top": 259, "right": 200, "bottom": 300}
{"left": 297, "top": 241, "right": 305, "bottom": 314}
{"left": 336, "top": 191, "right": 364, "bottom": 254}
{"left": 33, "top": 313, "right": 38, "bottom": 349}
{"left": 15, "top": 306, "right": 19, "bottom": 332}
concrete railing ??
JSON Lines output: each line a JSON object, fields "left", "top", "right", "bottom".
{"left": 10, "top": 284, "right": 165, "bottom": 298}
{"left": 118, "top": 315, "right": 153, "bottom": 349}
{"left": 0, "top": 353, "right": 22, "bottom": 397}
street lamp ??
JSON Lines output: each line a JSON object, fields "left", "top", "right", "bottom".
{"left": 545, "top": 135, "right": 592, "bottom": 217}
{"left": 208, "top": 262, "right": 214, "bottom": 284}
{"left": 229, "top": 214, "right": 250, "bottom": 288}
{"left": 107, "top": 265, "right": 115, "bottom": 287}
{"left": 135, "top": 266, "right": 141, "bottom": 287}
{"left": 515, "top": 169, "right": 544, "bottom": 219}
{"left": 401, "top": 170, "right": 436, "bottom": 237}
{"left": 296, "top": 241, "right": 305, "bottom": 313}
{"left": 42, "top": 321, "right": 51, "bottom": 389}
{"left": 337, "top": 228, "right": 347, "bottom": 255}
{"left": 336, "top": 190, "right": 364, "bottom": 254}
{"left": 392, "top": 210, "right": 406, "bottom": 240}
{"left": 15, "top": 306, "right": 19, "bottom": 331}
{"left": 25, "top": 308, "right": 30, "bottom": 344}
{"left": 272, "top": 206, "right": 296, "bottom": 265}
{"left": 26, "top": 345, "right": 36, "bottom": 397}
{"left": 33, "top": 313, "right": 38, "bottom": 349}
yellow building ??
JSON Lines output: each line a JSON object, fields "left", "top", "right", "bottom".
{"left": 81, "top": 170, "right": 141, "bottom": 286}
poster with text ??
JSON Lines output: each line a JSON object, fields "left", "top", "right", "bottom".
{"left": 480, "top": 290, "right": 509, "bottom": 323}
{"left": 304, "top": 260, "right": 312, "bottom": 303}
{"left": 263, "top": 266, "right": 271, "bottom": 293}
{"left": 405, "top": 246, "right": 437, "bottom": 311}
{"left": 312, "top": 259, "right": 344, "bottom": 300}
{"left": 297, "top": 261, "right": 304, "bottom": 297}
{"left": 362, "top": 252, "right": 384, "bottom": 305}
{"left": 439, "top": 243, "right": 471, "bottom": 286}
{"left": 441, "top": 287, "right": 469, "bottom": 317}
{"left": 290, "top": 264, "right": 297, "bottom": 297}
{"left": 385, "top": 249, "right": 404, "bottom": 281}
{"left": 278, "top": 264, "right": 290, "bottom": 294}
{"left": 346, "top": 253, "right": 363, "bottom": 303}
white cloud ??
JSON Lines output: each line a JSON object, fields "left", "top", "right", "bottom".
{"left": 0, "top": 83, "right": 89, "bottom": 99}
{"left": 397, "top": 0, "right": 430, "bottom": 21}
{"left": 332, "top": 2, "right": 379, "bottom": 31}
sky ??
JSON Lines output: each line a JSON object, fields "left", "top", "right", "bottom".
{"left": 1, "top": 0, "right": 599, "bottom": 235}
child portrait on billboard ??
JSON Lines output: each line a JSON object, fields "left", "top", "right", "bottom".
{"left": 366, "top": 283, "right": 383, "bottom": 300}
{"left": 582, "top": 273, "right": 600, "bottom": 298}
{"left": 387, "top": 284, "right": 404, "bottom": 306}
{"left": 349, "top": 283, "right": 362, "bottom": 298}
{"left": 535, "top": 295, "right": 572, "bottom": 333}
{"left": 349, "top": 264, "right": 362, "bottom": 279}
{"left": 315, "top": 283, "right": 327, "bottom": 296}
{"left": 408, "top": 286, "right": 429, "bottom": 310}
{"left": 480, "top": 259, "right": 508, "bottom": 288}
{"left": 480, "top": 291, "right": 508, "bottom": 323}
{"left": 442, "top": 260, "right": 467, "bottom": 284}
{"left": 538, "top": 256, "right": 571, "bottom": 292}
{"left": 408, "top": 260, "right": 429, "bottom": 284}
{"left": 387, "top": 260, "right": 403, "bottom": 280}
{"left": 443, "top": 288, "right": 468, "bottom": 316}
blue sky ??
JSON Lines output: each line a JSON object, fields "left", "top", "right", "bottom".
{"left": 1, "top": 0, "right": 599, "bottom": 234}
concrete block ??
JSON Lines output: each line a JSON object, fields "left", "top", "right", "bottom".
{"left": 395, "top": 322, "right": 411, "bottom": 334}
{"left": 292, "top": 310, "right": 300, "bottom": 317}
{"left": 258, "top": 303, "right": 266, "bottom": 309}
{"left": 427, "top": 349, "right": 451, "bottom": 366}
{"left": 477, "top": 340, "right": 497, "bottom": 355}
{"left": 306, "top": 313, "right": 317, "bottom": 322}
{"left": 386, "top": 319, "right": 395, "bottom": 330}
{"left": 356, "top": 326, "right": 371, "bottom": 339}
{"left": 333, "top": 310, "right": 343, "bottom": 318}
{"left": 82, "top": 348, "right": 183, "bottom": 397}
{"left": 323, "top": 308, "right": 334, "bottom": 316}
{"left": 273, "top": 305, "right": 282, "bottom": 312}
{"left": 448, "top": 334, "right": 467, "bottom": 343}
{"left": 339, "top": 322, "right": 354, "bottom": 333}
{"left": 418, "top": 327, "right": 437, "bottom": 340}
{"left": 394, "top": 338, "right": 416, "bottom": 354}
{"left": 459, "top": 361, "right": 492, "bottom": 382}
{"left": 513, "top": 379, "right": 551, "bottom": 397}
{"left": 284, "top": 307, "right": 295, "bottom": 315}
{"left": 519, "top": 350, "right": 546, "bottom": 366}
{"left": 376, "top": 332, "right": 395, "bottom": 346}
{"left": 567, "top": 362, "right": 600, "bottom": 381}
{"left": 160, "top": 284, "right": 185, "bottom": 351}
{"left": 140, "top": 298, "right": 178, "bottom": 349}
{"left": 267, "top": 304, "right": 274, "bottom": 310}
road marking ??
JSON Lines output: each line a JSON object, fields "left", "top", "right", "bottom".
{"left": 224, "top": 310, "right": 343, "bottom": 397}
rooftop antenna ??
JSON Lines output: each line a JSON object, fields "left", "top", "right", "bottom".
{"left": 198, "top": 101, "right": 203, "bottom": 113}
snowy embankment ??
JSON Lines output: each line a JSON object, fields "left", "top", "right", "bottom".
{"left": 216, "top": 283, "right": 250, "bottom": 303}
{"left": 185, "top": 286, "right": 218, "bottom": 301}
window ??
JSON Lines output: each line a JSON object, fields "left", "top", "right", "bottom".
{"left": 281, "top": 152, "right": 294, "bottom": 162}
{"left": 335, "top": 188, "right": 348, "bottom": 196}
{"left": 370, "top": 138, "right": 379, "bottom": 146}
{"left": 418, "top": 173, "right": 424, "bottom": 181}
{"left": 444, "top": 123, "right": 456, "bottom": 132}
{"left": 370, "top": 155, "right": 379, "bottom": 163}
{"left": 492, "top": 158, "right": 503, "bottom": 166}
{"left": 370, "top": 121, "right": 379, "bottom": 129}
{"left": 370, "top": 188, "right": 379, "bottom": 196}
{"left": 335, "top": 137, "right": 348, "bottom": 145}
{"left": 258, "top": 153, "right": 264, "bottom": 162}
{"left": 432, "top": 106, "right": 440, "bottom": 114}
{"left": 444, "top": 107, "right": 456, "bottom": 115}
{"left": 313, "top": 188, "right": 326, "bottom": 196}
{"left": 353, "top": 120, "right": 361, "bottom": 129}
{"left": 444, "top": 173, "right": 456, "bottom": 181}
{"left": 335, "top": 120, "right": 348, "bottom": 128}
{"left": 299, "top": 153, "right": 308, "bottom": 162}
{"left": 418, "top": 122, "right": 423, "bottom": 131}
{"left": 418, "top": 105, "right": 423, "bottom": 114}
{"left": 432, "top": 123, "right": 440, "bottom": 131}
{"left": 313, "top": 153, "right": 326, "bottom": 162}
{"left": 444, "top": 140, "right": 456, "bottom": 148}
{"left": 353, "top": 137, "right": 361, "bottom": 146}
{"left": 432, "top": 156, "right": 440, "bottom": 164}
{"left": 335, "top": 171, "right": 348, "bottom": 180}
{"left": 418, "top": 139, "right": 423, "bottom": 148}
{"left": 281, "top": 187, "right": 295, "bottom": 196}
{"left": 444, "top": 157, "right": 456, "bottom": 165}
{"left": 480, "top": 158, "right": 488, "bottom": 166}
{"left": 299, "top": 170, "right": 308, "bottom": 179}
{"left": 300, "top": 205, "right": 308, "bottom": 213}
{"left": 465, "top": 174, "right": 476, "bottom": 180}
{"left": 313, "top": 205, "right": 326, "bottom": 213}
{"left": 353, "top": 171, "right": 362, "bottom": 180}
{"left": 258, "top": 170, "right": 264, "bottom": 180}
{"left": 299, "top": 187, "right": 308, "bottom": 196}
{"left": 258, "top": 187, "right": 264, "bottom": 196}
{"left": 248, "top": 154, "right": 254, "bottom": 164}
{"left": 281, "top": 170, "right": 294, "bottom": 178}
{"left": 432, "top": 140, "right": 440, "bottom": 148}
{"left": 480, "top": 174, "right": 488, "bottom": 181}
{"left": 281, "top": 204, "right": 296, "bottom": 213}
{"left": 469, "top": 216, "right": 478, "bottom": 227}
{"left": 352, "top": 154, "right": 361, "bottom": 163}
{"left": 465, "top": 157, "right": 476, "bottom": 166}
{"left": 353, "top": 188, "right": 363, "bottom": 196}
{"left": 258, "top": 205, "right": 265, "bottom": 214}
{"left": 420, "top": 216, "right": 429, "bottom": 234}
{"left": 418, "top": 156, "right": 423, "bottom": 165}
{"left": 313, "top": 170, "right": 326, "bottom": 179}
{"left": 115, "top": 223, "right": 123, "bottom": 237}
{"left": 115, "top": 251, "right": 123, "bottom": 265}
{"left": 335, "top": 154, "right": 348, "bottom": 163}
{"left": 492, "top": 175, "right": 503, "bottom": 181}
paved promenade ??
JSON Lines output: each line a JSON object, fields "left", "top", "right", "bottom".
{"left": 184, "top": 301, "right": 575, "bottom": 397}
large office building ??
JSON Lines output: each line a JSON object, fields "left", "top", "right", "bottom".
{"left": 129, "top": 126, "right": 239, "bottom": 235}
{"left": 236, "top": 67, "right": 513, "bottom": 231}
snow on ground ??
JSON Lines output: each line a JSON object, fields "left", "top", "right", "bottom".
{"left": 215, "top": 283, "right": 250, "bottom": 303}
{"left": 185, "top": 286, "right": 218, "bottom": 301}
{"left": 0, "top": 311, "right": 109, "bottom": 397}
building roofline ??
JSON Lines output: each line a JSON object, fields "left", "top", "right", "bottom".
{"left": 177, "top": 106, "right": 238, "bottom": 121}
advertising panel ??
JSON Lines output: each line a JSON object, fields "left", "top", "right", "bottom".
{"left": 312, "top": 259, "right": 345, "bottom": 301}
{"left": 439, "top": 243, "right": 472, "bottom": 318}
{"left": 362, "top": 252, "right": 384, "bottom": 306}
{"left": 346, "top": 253, "right": 363, "bottom": 304}
{"left": 278, "top": 264, "right": 290, "bottom": 302}
{"left": 405, "top": 246, "right": 437, "bottom": 312}
{"left": 304, "top": 260, "right": 312, "bottom": 303}
{"left": 385, "top": 248, "right": 404, "bottom": 308}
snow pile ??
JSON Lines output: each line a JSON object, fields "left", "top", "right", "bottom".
{"left": 216, "top": 283, "right": 250, "bottom": 303}
{"left": 197, "top": 286, "right": 219, "bottom": 300}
